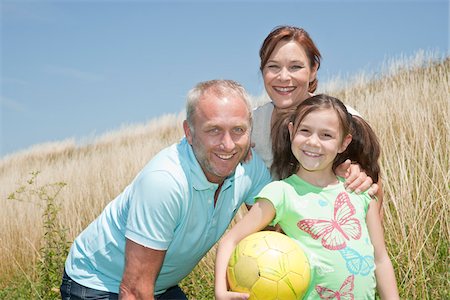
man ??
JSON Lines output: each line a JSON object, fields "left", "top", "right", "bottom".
{"left": 60, "top": 80, "right": 272, "bottom": 299}
{"left": 61, "top": 80, "right": 373, "bottom": 299}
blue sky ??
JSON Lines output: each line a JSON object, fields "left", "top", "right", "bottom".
{"left": 1, "top": 0, "right": 448, "bottom": 157}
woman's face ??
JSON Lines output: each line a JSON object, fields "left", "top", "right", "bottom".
{"left": 262, "top": 40, "right": 317, "bottom": 109}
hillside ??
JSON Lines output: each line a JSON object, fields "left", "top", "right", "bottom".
{"left": 1, "top": 53, "right": 448, "bottom": 299}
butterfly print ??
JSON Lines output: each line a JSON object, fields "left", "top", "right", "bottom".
{"left": 316, "top": 274, "right": 355, "bottom": 300}
{"left": 339, "top": 247, "right": 374, "bottom": 276}
{"left": 297, "top": 192, "right": 361, "bottom": 250}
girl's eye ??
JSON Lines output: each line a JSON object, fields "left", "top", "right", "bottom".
{"left": 290, "top": 65, "right": 303, "bottom": 70}
{"left": 298, "top": 129, "right": 310, "bottom": 135}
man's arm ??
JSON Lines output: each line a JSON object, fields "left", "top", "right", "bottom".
{"left": 119, "top": 238, "right": 166, "bottom": 300}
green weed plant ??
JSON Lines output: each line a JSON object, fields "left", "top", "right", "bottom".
{"left": 6, "top": 171, "right": 68, "bottom": 299}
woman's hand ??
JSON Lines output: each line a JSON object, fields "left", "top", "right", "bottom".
{"left": 335, "top": 159, "right": 378, "bottom": 196}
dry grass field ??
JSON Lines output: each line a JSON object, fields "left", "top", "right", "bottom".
{"left": 0, "top": 53, "right": 448, "bottom": 299}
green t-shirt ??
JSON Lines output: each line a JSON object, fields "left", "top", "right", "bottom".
{"left": 255, "top": 175, "right": 376, "bottom": 299}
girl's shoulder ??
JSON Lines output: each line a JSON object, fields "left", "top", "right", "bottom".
{"left": 336, "top": 177, "right": 372, "bottom": 201}
{"left": 263, "top": 179, "right": 292, "bottom": 190}
{"left": 258, "top": 179, "right": 299, "bottom": 199}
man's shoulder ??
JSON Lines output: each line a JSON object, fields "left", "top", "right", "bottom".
{"left": 145, "top": 143, "right": 182, "bottom": 169}
{"left": 237, "top": 150, "right": 271, "bottom": 183}
{"left": 138, "top": 139, "right": 190, "bottom": 185}
{"left": 241, "top": 150, "right": 268, "bottom": 169}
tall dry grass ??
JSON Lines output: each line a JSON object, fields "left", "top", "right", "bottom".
{"left": 323, "top": 53, "right": 449, "bottom": 299}
{"left": 0, "top": 53, "right": 448, "bottom": 299}
{"left": 0, "top": 114, "right": 185, "bottom": 291}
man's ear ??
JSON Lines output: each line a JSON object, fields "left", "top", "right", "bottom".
{"left": 183, "top": 120, "right": 193, "bottom": 145}
{"left": 338, "top": 134, "right": 352, "bottom": 153}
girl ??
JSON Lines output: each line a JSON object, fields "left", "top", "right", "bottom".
{"left": 215, "top": 94, "right": 399, "bottom": 299}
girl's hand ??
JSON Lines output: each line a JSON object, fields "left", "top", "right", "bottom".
{"left": 215, "top": 290, "right": 250, "bottom": 300}
{"left": 336, "top": 159, "right": 378, "bottom": 195}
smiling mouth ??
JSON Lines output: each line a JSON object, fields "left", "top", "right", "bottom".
{"left": 216, "top": 153, "right": 235, "bottom": 160}
{"left": 273, "top": 86, "right": 296, "bottom": 93}
{"left": 302, "top": 150, "right": 321, "bottom": 157}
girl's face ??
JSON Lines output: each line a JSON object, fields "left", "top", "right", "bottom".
{"left": 289, "top": 108, "right": 351, "bottom": 178}
{"left": 262, "top": 40, "right": 318, "bottom": 110}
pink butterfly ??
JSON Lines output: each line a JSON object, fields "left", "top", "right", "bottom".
{"left": 297, "top": 192, "right": 361, "bottom": 250}
{"left": 315, "top": 275, "right": 355, "bottom": 300}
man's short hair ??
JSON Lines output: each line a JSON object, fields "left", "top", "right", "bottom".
{"left": 185, "top": 80, "right": 253, "bottom": 131}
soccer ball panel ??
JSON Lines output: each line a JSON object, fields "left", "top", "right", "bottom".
{"left": 240, "top": 235, "right": 270, "bottom": 258}
{"left": 264, "top": 231, "right": 299, "bottom": 253}
{"left": 257, "top": 249, "right": 288, "bottom": 281}
{"left": 286, "top": 247, "right": 310, "bottom": 278}
{"left": 278, "top": 272, "right": 309, "bottom": 299}
{"left": 229, "top": 255, "right": 259, "bottom": 292}
{"left": 252, "top": 277, "right": 278, "bottom": 300}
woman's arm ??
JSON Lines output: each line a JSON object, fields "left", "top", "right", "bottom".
{"left": 215, "top": 199, "right": 276, "bottom": 300}
{"left": 366, "top": 198, "right": 399, "bottom": 299}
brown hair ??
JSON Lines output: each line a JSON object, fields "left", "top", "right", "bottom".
{"left": 271, "top": 94, "right": 381, "bottom": 181}
{"left": 260, "top": 26, "right": 321, "bottom": 93}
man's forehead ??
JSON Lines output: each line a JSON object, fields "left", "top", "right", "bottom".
{"left": 201, "top": 117, "right": 251, "bottom": 127}
{"left": 195, "top": 96, "right": 250, "bottom": 125}
{"left": 199, "top": 93, "right": 248, "bottom": 110}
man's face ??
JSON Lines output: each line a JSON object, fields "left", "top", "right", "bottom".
{"left": 184, "top": 92, "right": 251, "bottom": 184}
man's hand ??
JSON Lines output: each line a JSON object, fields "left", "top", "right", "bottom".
{"left": 335, "top": 159, "right": 378, "bottom": 196}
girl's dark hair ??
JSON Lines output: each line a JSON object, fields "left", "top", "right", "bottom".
{"left": 271, "top": 94, "right": 381, "bottom": 182}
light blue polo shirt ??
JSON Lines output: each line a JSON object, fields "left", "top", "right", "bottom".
{"left": 65, "top": 138, "right": 271, "bottom": 294}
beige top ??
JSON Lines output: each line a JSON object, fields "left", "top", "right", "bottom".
{"left": 251, "top": 102, "right": 275, "bottom": 169}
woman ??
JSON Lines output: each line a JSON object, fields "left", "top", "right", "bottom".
{"left": 251, "top": 25, "right": 382, "bottom": 207}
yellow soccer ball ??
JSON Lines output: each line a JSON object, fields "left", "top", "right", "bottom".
{"left": 227, "top": 231, "right": 310, "bottom": 300}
